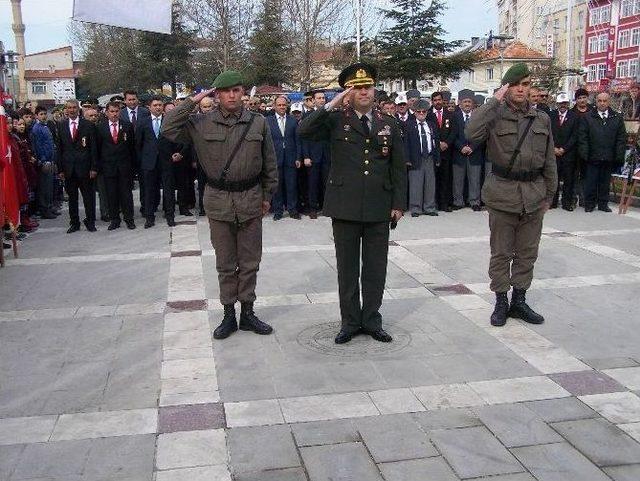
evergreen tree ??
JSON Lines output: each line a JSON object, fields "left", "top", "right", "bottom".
{"left": 376, "top": 0, "right": 477, "bottom": 87}
{"left": 247, "top": 0, "right": 291, "bottom": 86}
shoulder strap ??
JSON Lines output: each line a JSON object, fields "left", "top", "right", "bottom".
{"left": 220, "top": 113, "right": 256, "bottom": 181}
{"left": 506, "top": 116, "right": 535, "bottom": 175}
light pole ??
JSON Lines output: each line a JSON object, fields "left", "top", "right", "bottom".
{"left": 4, "top": 51, "right": 18, "bottom": 100}
{"left": 493, "top": 34, "right": 514, "bottom": 87}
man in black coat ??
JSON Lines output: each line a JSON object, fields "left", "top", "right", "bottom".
{"left": 136, "top": 95, "right": 179, "bottom": 228}
{"left": 427, "top": 91, "right": 457, "bottom": 211}
{"left": 97, "top": 102, "right": 137, "bottom": 230}
{"left": 298, "top": 63, "right": 406, "bottom": 345}
{"left": 549, "top": 93, "right": 579, "bottom": 210}
{"left": 120, "top": 90, "right": 150, "bottom": 213}
{"left": 56, "top": 99, "right": 99, "bottom": 233}
{"left": 577, "top": 92, "right": 626, "bottom": 212}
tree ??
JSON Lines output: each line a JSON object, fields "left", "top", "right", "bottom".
{"left": 375, "top": 0, "right": 477, "bottom": 88}
{"left": 247, "top": 0, "right": 291, "bottom": 86}
{"left": 531, "top": 60, "right": 583, "bottom": 95}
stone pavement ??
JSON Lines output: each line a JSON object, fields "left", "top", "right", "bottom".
{"left": 2, "top": 200, "right": 640, "bottom": 480}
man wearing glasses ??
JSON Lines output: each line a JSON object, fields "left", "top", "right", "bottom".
{"left": 465, "top": 63, "right": 557, "bottom": 328}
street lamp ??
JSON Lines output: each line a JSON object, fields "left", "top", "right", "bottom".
{"left": 492, "top": 34, "right": 514, "bottom": 86}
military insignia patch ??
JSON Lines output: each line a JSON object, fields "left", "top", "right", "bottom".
{"left": 382, "top": 146, "right": 389, "bottom": 156}
{"left": 344, "top": 124, "right": 351, "bottom": 132}
{"left": 378, "top": 125, "right": 391, "bottom": 136}
{"left": 445, "top": 119, "right": 450, "bottom": 128}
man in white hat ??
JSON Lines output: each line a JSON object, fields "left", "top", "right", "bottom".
{"left": 394, "top": 93, "right": 414, "bottom": 124}
{"left": 549, "top": 92, "right": 579, "bottom": 210}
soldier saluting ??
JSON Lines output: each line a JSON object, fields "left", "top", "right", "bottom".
{"left": 465, "top": 63, "right": 557, "bottom": 327}
{"left": 298, "top": 63, "right": 407, "bottom": 344}
{"left": 162, "top": 71, "right": 278, "bottom": 339}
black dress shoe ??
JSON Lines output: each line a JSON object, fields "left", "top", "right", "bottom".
{"left": 179, "top": 209, "right": 193, "bottom": 216}
{"left": 40, "top": 210, "right": 57, "bottom": 219}
{"left": 444, "top": 206, "right": 452, "bottom": 213}
{"left": 290, "top": 212, "right": 301, "bottom": 220}
{"left": 411, "top": 212, "right": 420, "bottom": 217}
{"left": 335, "top": 329, "right": 354, "bottom": 344}
{"left": 585, "top": 206, "right": 595, "bottom": 213}
{"left": 363, "top": 328, "right": 393, "bottom": 343}
{"left": 67, "top": 224, "right": 80, "bottom": 234}
{"left": 166, "top": 217, "right": 176, "bottom": 227}
{"left": 126, "top": 221, "right": 136, "bottom": 230}
{"left": 107, "top": 221, "right": 120, "bottom": 231}
{"left": 425, "top": 211, "right": 439, "bottom": 216}
{"left": 598, "top": 205, "right": 612, "bottom": 213}
{"left": 472, "top": 205, "right": 482, "bottom": 212}
{"left": 273, "top": 213, "right": 283, "bottom": 221}
{"left": 144, "top": 218, "right": 155, "bottom": 229}
{"left": 451, "top": 205, "right": 464, "bottom": 211}
{"left": 562, "top": 205, "right": 574, "bottom": 211}
{"left": 198, "top": 208, "right": 206, "bottom": 216}
{"left": 83, "top": 220, "right": 97, "bottom": 232}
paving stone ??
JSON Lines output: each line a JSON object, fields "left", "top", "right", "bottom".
{"left": 355, "top": 414, "right": 438, "bottom": 463}
{"left": 604, "top": 464, "right": 640, "bottom": 481}
{"left": 0, "top": 415, "right": 57, "bottom": 445}
{"left": 158, "top": 403, "right": 226, "bottom": 433}
{"left": 469, "top": 376, "right": 570, "bottom": 404}
{"left": 551, "top": 418, "right": 640, "bottom": 467}
{"left": 225, "top": 399, "right": 283, "bottom": 427}
{"left": 160, "top": 391, "right": 220, "bottom": 406}
{"left": 412, "top": 383, "right": 486, "bottom": 410}
{"left": 583, "top": 357, "right": 640, "bottom": 370}
{"left": 619, "top": 422, "right": 640, "bottom": 442}
{"left": 291, "top": 419, "right": 359, "bottom": 447}
{"left": 511, "top": 442, "right": 612, "bottom": 481}
{"left": 579, "top": 392, "right": 640, "bottom": 423}
{"left": 300, "top": 442, "right": 384, "bottom": 481}
{"left": 228, "top": 425, "right": 299, "bottom": 474}
{"left": 234, "top": 467, "right": 307, "bottom": 481}
{"left": 378, "top": 457, "right": 460, "bottom": 481}
{"left": 430, "top": 426, "right": 524, "bottom": 478}
{"left": 412, "top": 407, "right": 482, "bottom": 431}
{"left": 156, "top": 465, "right": 231, "bottom": 481}
{"left": 50, "top": 408, "right": 157, "bottom": 441}
{"left": 549, "top": 370, "right": 626, "bottom": 396}
{"left": 474, "top": 403, "right": 563, "bottom": 447}
{"left": 603, "top": 367, "right": 640, "bottom": 391}
{"left": 0, "top": 444, "right": 24, "bottom": 480}
{"left": 279, "top": 392, "right": 379, "bottom": 423}
{"left": 156, "top": 429, "right": 227, "bottom": 470}
{"left": 522, "top": 397, "right": 598, "bottom": 422}
{"left": 84, "top": 434, "right": 156, "bottom": 477}
{"left": 12, "top": 439, "right": 91, "bottom": 478}
{"left": 368, "top": 388, "right": 425, "bottom": 415}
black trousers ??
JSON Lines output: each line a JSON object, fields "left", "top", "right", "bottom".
{"left": 436, "top": 152, "right": 452, "bottom": 209}
{"left": 307, "top": 160, "right": 330, "bottom": 210}
{"left": 197, "top": 165, "right": 206, "bottom": 212}
{"left": 332, "top": 219, "right": 390, "bottom": 334}
{"left": 173, "top": 160, "right": 193, "bottom": 209}
{"left": 143, "top": 162, "right": 175, "bottom": 220}
{"left": 105, "top": 164, "right": 134, "bottom": 223}
{"left": 552, "top": 158, "right": 577, "bottom": 208}
{"left": 66, "top": 173, "right": 96, "bottom": 226}
{"left": 584, "top": 163, "right": 612, "bottom": 208}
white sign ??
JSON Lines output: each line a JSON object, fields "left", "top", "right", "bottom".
{"left": 546, "top": 34, "right": 554, "bottom": 58}
{"left": 52, "top": 80, "right": 76, "bottom": 104}
{"left": 72, "top": 0, "right": 172, "bottom": 34}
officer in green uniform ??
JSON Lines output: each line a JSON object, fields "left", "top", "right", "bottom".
{"left": 298, "top": 63, "right": 407, "bottom": 344}
{"left": 465, "top": 63, "right": 557, "bottom": 327}
{"left": 162, "top": 71, "right": 278, "bottom": 340}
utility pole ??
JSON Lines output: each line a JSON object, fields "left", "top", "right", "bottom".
{"left": 355, "top": 0, "right": 362, "bottom": 61}
{"left": 564, "top": 0, "right": 573, "bottom": 93}
{"left": 10, "top": 0, "right": 27, "bottom": 103}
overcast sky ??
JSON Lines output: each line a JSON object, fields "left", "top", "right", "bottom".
{"left": 0, "top": 0, "right": 497, "bottom": 55}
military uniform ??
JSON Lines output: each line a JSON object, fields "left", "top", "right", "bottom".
{"left": 465, "top": 63, "right": 557, "bottom": 326}
{"left": 298, "top": 63, "right": 407, "bottom": 342}
{"left": 162, "top": 71, "right": 278, "bottom": 339}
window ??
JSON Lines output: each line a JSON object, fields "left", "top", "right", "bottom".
{"left": 632, "top": 27, "right": 640, "bottom": 46}
{"left": 588, "top": 35, "right": 599, "bottom": 53}
{"left": 630, "top": 59, "right": 639, "bottom": 78}
{"left": 468, "top": 69, "right": 475, "bottom": 82}
{"left": 617, "top": 59, "right": 630, "bottom": 78}
{"left": 578, "top": 11, "right": 584, "bottom": 26}
{"left": 535, "top": 25, "right": 543, "bottom": 38}
{"left": 619, "top": 29, "right": 631, "bottom": 48}
{"left": 598, "top": 33, "right": 608, "bottom": 52}
{"left": 31, "top": 82, "right": 46, "bottom": 94}
{"left": 621, "top": 0, "right": 640, "bottom": 18}
{"left": 590, "top": 5, "right": 611, "bottom": 26}
{"left": 536, "top": 6, "right": 545, "bottom": 15}
{"left": 486, "top": 68, "right": 494, "bottom": 80}
{"left": 598, "top": 63, "right": 607, "bottom": 80}
{"left": 587, "top": 64, "right": 597, "bottom": 82}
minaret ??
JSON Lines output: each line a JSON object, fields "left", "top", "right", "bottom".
{"left": 11, "top": 0, "right": 28, "bottom": 102}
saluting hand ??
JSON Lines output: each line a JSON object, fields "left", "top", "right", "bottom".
{"left": 494, "top": 84, "right": 509, "bottom": 102}
{"left": 191, "top": 88, "right": 216, "bottom": 103}
{"left": 326, "top": 87, "right": 353, "bottom": 111}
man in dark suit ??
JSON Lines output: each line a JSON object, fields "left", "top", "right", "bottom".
{"left": 97, "top": 102, "right": 137, "bottom": 230}
{"left": 452, "top": 89, "right": 485, "bottom": 211}
{"left": 120, "top": 90, "right": 149, "bottom": 214}
{"left": 136, "top": 95, "right": 177, "bottom": 228}
{"left": 404, "top": 99, "right": 440, "bottom": 216}
{"left": 578, "top": 92, "right": 626, "bottom": 213}
{"left": 427, "top": 91, "right": 457, "bottom": 212}
{"left": 268, "top": 96, "right": 301, "bottom": 220}
{"left": 549, "top": 93, "right": 579, "bottom": 210}
{"left": 56, "top": 99, "right": 99, "bottom": 233}
{"left": 298, "top": 63, "right": 407, "bottom": 345}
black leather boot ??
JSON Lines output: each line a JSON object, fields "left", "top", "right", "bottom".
{"left": 239, "top": 302, "right": 273, "bottom": 335}
{"left": 213, "top": 304, "right": 238, "bottom": 339}
{"left": 490, "top": 292, "right": 509, "bottom": 327}
{"left": 508, "top": 288, "right": 544, "bottom": 324}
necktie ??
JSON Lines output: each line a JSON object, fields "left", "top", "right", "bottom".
{"left": 360, "top": 115, "right": 370, "bottom": 136}
{"left": 464, "top": 113, "right": 469, "bottom": 124}
{"left": 560, "top": 114, "right": 565, "bottom": 126}
{"left": 436, "top": 110, "right": 443, "bottom": 128}
{"left": 419, "top": 122, "right": 429, "bottom": 155}
{"left": 278, "top": 116, "right": 286, "bottom": 136}
{"left": 153, "top": 117, "right": 160, "bottom": 138}
{"left": 71, "top": 120, "right": 77, "bottom": 140}
{"left": 111, "top": 123, "right": 118, "bottom": 143}
{"left": 131, "top": 109, "right": 137, "bottom": 129}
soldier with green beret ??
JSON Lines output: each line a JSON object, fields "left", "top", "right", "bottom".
{"left": 162, "top": 70, "right": 278, "bottom": 340}
{"left": 298, "top": 62, "right": 407, "bottom": 344}
{"left": 465, "top": 62, "right": 557, "bottom": 327}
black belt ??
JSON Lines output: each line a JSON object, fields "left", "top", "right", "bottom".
{"left": 492, "top": 164, "right": 542, "bottom": 182}
{"left": 207, "top": 176, "right": 260, "bottom": 192}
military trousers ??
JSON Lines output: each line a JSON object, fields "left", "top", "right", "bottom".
{"left": 488, "top": 207, "right": 544, "bottom": 293}
{"left": 209, "top": 216, "right": 262, "bottom": 305}
{"left": 332, "top": 219, "right": 389, "bottom": 334}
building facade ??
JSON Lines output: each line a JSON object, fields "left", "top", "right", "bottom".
{"left": 24, "top": 46, "right": 81, "bottom": 105}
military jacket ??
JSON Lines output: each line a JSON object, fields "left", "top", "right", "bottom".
{"left": 465, "top": 97, "right": 557, "bottom": 214}
{"left": 162, "top": 99, "right": 278, "bottom": 222}
{"left": 298, "top": 107, "right": 407, "bottom": 222}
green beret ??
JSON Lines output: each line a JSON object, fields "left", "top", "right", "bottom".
{"left": 502, "top": 62, "right": 531, "bottom": 86}
{"left": 213, "top": 70, "right": 244, "bottom": 89}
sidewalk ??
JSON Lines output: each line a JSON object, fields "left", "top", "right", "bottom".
{"left": 1, "top": 204, "right": 640, "bottom": 480}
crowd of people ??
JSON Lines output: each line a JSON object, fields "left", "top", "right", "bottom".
{"left": 0, "top": 80, "right": 632, "bottom": 252}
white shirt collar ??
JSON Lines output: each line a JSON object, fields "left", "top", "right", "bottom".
{"left": 152, "top": 114, "right": 162, "bottom": 121}
{"left": 68, "top": 117, "right": 78, "bottom": 124}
